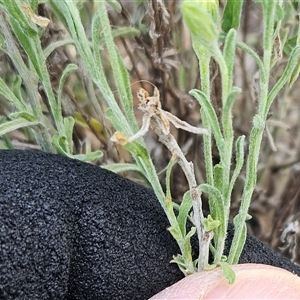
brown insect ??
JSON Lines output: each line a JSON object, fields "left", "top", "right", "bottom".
{"left": 111, "top": 87, "right": 208, "bottom": 145}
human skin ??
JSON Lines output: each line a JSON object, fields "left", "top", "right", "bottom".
{"left": 150, "top": 264, "right": 300, "bottom": 299}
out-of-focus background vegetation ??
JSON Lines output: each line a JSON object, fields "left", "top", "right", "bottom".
{"left": 0, "top": 0, "right": 299, "bottom": 265}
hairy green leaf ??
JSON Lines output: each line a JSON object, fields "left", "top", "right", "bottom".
{"left": 0, "top": 77, "right": 27, "bottom": 111}
{"left": 190, "top": 89, "right": 223, "bottom": 145}
{"left": 0, "top": 117, "right": 40, "bottom": 136}
{"left": 220, "top": 261, "right": 236, "bottom": 284}
{"left": 177, "top": 190, "right": 193, "bottom": 236}
{"left": 102, "top": 163, "right": 142, "bottom": 174}
{"left": 181, "top": 0, "right": 218, "bottom": 50}
{"left": 222, "top": 0, "right": 243, "bottom": 33}
{"left": 202, "top": 215, "right": 221, "bottom": 232}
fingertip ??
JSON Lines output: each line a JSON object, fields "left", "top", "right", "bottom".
{"left": 150, "top": 264, "right": 300, "bottom": 300}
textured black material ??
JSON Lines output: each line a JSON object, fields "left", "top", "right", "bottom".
{"left": 0, "top": 150, "right": 299, "bottom": 300}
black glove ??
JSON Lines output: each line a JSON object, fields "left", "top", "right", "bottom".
{"left": 1, "top": 150, "right": 299, "bottom": 300}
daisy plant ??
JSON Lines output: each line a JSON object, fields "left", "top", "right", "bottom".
{"left": 113, "top": 0, "right": 300, "bottom": 281}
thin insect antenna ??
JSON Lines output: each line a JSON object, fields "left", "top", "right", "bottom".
{"left": 111, "top": 80, "right": 157, "bottom": 94}
{"left": 130, "top": 80, "right": 157, "bottom": 89}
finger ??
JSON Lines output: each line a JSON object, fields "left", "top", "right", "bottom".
{"left": 149, "top": 264, "right": 300, "bottom": 299}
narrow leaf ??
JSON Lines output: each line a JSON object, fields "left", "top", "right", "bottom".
{"left": 72, "top": 151, "right": 103, "bottom": 162}
{"left": 0, "top": 77, "right": 27, "bottom": 111}
{"left": 274, "top": 45, "right": 300, "bottom": 94}
{"left": 52, "top": 134, "right": 67, "bottom": 155}
{"left": 63, "top": 116, "right": 75, "bottom": 154}
{"left": 202, "top": 215, "right": 221, "bottom": 232}
{"left": 44, "top": 39, "right": 74, "bottom": 59}
{"left": 97, "top": 3, "right": 137, "bottom": 131}
{"left": 229, "top": 215, "right": 248, "bottom": 264}
{"left": 0, "top": 117, "right": 40, "bottom": 136}
{"left": 92, "top": 12, "right": 132, "bottom": 134}
{"left": 222, "top": 0, "right": 243, "bottom": 33}
{"left": 190, "top": 89, "right": 223, "bottom": 144}
{"left": 219, "top": 262, "right": 236, "bottom": 284}
{"left": 288, "top": 55, "right": 300, "bottom": 87}
{"left": 11, "top": 75, "right": 23, "bottom": 104}
{"left": 106, "top": 27, "right": 140, "bottom": 43}
{"left": 199, "top": 183, "right": 225, "bottom": 220}
{"left": 56, "top": 64, "right": 78, "bottom": 133}
{"left": 177, "top": 190, "right": 193, "bottom": 236}
{"left": 227, "top": 135, "right": 245, "bottom": 198}
{"left": 222, "top": 87, "right": 241, "bottom": 140}
{"left": 102, "top": 163, "right": 142, "bottom": 174}
{"left": 182, "top": 227, "right": 196, "bottom": 260}
{"left": 223, "top": 29, "right": 237, "bottom": 91}
{"left": 223, "top": 87, "right": 241, "bottom": 118}
{"left": 165, "top": 156, "right": 177, "bottom": 201}
{"left": 10, "top": 111, "right": 37, "bottom": 122}
{"left": 213, "top": 164, "right": 223, "bottom": 192}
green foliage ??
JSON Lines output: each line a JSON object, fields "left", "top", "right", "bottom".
{"left": 202, "top": 215, "right": 221, "bottom": 232}
{"left": 182, "top": 0, "right": 300, "bottom": 280}
{"left": 222, "top": 0, "right": 243, "bottom": 33}
{"left": 181, "top": 1, "right": 218, "bottom": 51}
{"left": 220, "top": 261, "right": 236, "bottom": 284}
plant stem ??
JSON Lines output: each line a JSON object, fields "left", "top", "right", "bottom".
{"left": 153, "top": 124, "right": 211, "bottom": 271}
{"left": 228, "top": 1, "right": 277, "bottom": 264}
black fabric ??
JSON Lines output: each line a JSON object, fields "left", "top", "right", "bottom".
{"left": 0, "top": 150, "right": 299, "bottom": 300}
